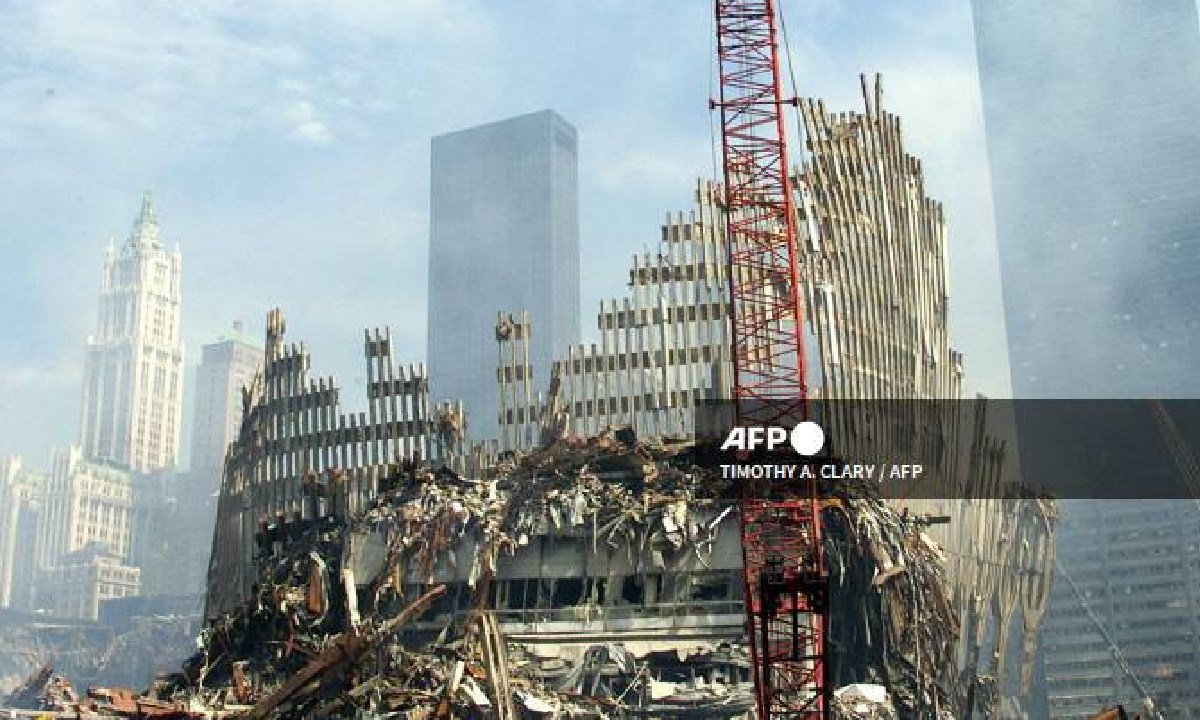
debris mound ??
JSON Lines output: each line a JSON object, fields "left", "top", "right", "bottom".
{"left": 46, "top": 431, "right": 965, "bottom": 719}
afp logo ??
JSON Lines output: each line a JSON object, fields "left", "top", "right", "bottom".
{"left": 720, "top": 421, "right": 825, "bottom": 456}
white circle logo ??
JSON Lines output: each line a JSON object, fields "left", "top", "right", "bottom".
{"left": 791, "top": 421, "right": 825, "bottom": 456}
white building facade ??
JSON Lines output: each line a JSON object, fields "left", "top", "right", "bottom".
{"left": 80, "top": 193, "right": 185, "bottom": 473}
{"left": 32, "top": 446, "right": 140, "bottom": 620}
{"left": 37, "top": 447, "right": 134, "bottom": 569}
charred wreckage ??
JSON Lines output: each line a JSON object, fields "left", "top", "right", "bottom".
{"left": 206, "top": 432, "right": 964, "bottom": 718}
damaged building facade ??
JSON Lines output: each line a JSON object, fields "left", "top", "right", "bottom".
{"left": 497, "top": 79, "right": 964, "bottom": 446}
{"left": 187, "top": 433, "right": 931, "bottom": 718}
{"left": 200, "top": 78, "right": 1055, "bottom": 719}
{"left": 205, "top": 310, "right": 456, "bottom": 616}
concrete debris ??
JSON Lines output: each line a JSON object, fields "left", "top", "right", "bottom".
{"left": 162, "top": 431, "right": 755, "bottom": 718}
{"left": 833, "top": 684, "right": 896, "bottom": 720}
{"left": 436, "top": 405, "right": 467, "bottom": 454}
{"left": 7, "top": 431, "right": 967, "bottom": 718}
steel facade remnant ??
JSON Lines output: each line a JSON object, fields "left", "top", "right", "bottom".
{"left": 713, "top": 2, "right": 827, "bottom": 719}
{"left": 495, "top": 183, "right": 735, "bottom": 448}
{"left": 495, "top": 310, "right": 537, "bottom": 451}
{"left": 205, "top": 309, "right": 452, "bottom": 618}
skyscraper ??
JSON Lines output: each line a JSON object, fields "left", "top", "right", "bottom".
{"left": 973, "top": 3, "right": 1200, "bottom": 716}
{"left": 190, "top": 322, "right": 261, "bottom": 473}
{"left": 174, "top": 323, "right": 261, "bottom": 595}
{"left": 972, "top": 0, "right": 1200, "bottom": 398}
{"left": 427, "top": 110, "right": 580, "bottom": 442}
{"left": 80, "top": 193, "right": 185, "bottom": 472}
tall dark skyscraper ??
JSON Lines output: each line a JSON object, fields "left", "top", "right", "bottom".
{"left": 427, "top": 110, "right": 580, "bottom": 441}
{"left": 973, "top": 0, "right": 1200, "bottom": 399}
{"left": 974, "top": 3, "right": 1200, "bottom": 718}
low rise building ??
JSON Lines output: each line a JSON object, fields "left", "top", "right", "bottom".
{"left": 33, "top": 447, "right": 138, "bottom": 620}
{"left": 37, "top": 543, "right": 140, "bottom": 621}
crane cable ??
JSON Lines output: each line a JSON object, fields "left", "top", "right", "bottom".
{"left": 707, "top": 7, "right": 721, "bottom": 195}
{"left": 1150, "top": 400, "right": 1200, "bottom": 514}
{"left": 777, "top": 1, "right": 808, "bottom": 160}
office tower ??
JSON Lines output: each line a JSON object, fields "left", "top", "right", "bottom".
{"left": 190, "top": 322, "right": 262, "bottom": 473}
{"left": 427, "top": 110, "right": 580, "bottom": 442}
{"left": 1043, "top": 497, "right": 1200, "bottom": 719}
{"left": 973, "top": 0, "right": 1200, "bottom": 399}
{"left": 973, "top": 3, "right": 1200, "bottom": 717}
{"left": 80, "top": 193, "right": 185, "bottom": 472}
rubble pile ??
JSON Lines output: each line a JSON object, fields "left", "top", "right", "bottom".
{"left": 65, "top": 430, "right": 965, "bottom": 719}
{"left": 170, "top": 584, "right": 558, "bottom": 719}
{"left": 822, "top": 483, "right": 961, "bottom": 720}
{"left": 160, "top": 431, "right": 738, "bottom": 719}
{"left": 4, "top": 664, "right": 205, "bottom": 718}
{"left": 183, "top": 559, "right": 601, "bottom": 717}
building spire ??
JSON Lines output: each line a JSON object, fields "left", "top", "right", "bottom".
{"left": 129, "top": 191, "right": 161, "bottom": 249}
{"left": 138, "top": 191, "right": 155, "bottom": 226}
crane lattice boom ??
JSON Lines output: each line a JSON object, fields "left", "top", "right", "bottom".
{"left": 712, "top": 1, "right": 829, "bottom": 719}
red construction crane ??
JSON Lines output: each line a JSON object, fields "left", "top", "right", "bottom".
{"left": 710, "top": 1, "right": 829, "bottom": 719}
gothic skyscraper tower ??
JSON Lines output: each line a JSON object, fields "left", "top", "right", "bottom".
{"left": 79, "top": 193, "right": 185, "bottom": 472}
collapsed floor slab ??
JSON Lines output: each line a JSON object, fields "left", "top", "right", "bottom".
{"left": 143, "top": 432, "right": 968, "bottom": 719}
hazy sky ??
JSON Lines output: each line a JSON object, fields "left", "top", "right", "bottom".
{"left": 0, "top": 0, "right": 1008, "bottom": 468}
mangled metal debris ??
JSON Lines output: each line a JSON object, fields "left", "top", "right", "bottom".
{"left": 166, "top": 430, "right": 753, "bottom": 718}
{"left": 822, "top": 488, "right": 962, "bottom": 717}
{"left": 4, "top": 664, "right": 205, "bottom": 718}
{"left": 4, "top": 666, "right": 76, "bottom": 713}
{"left": 7, "top": 430, "right": 969, "bottom": 719}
